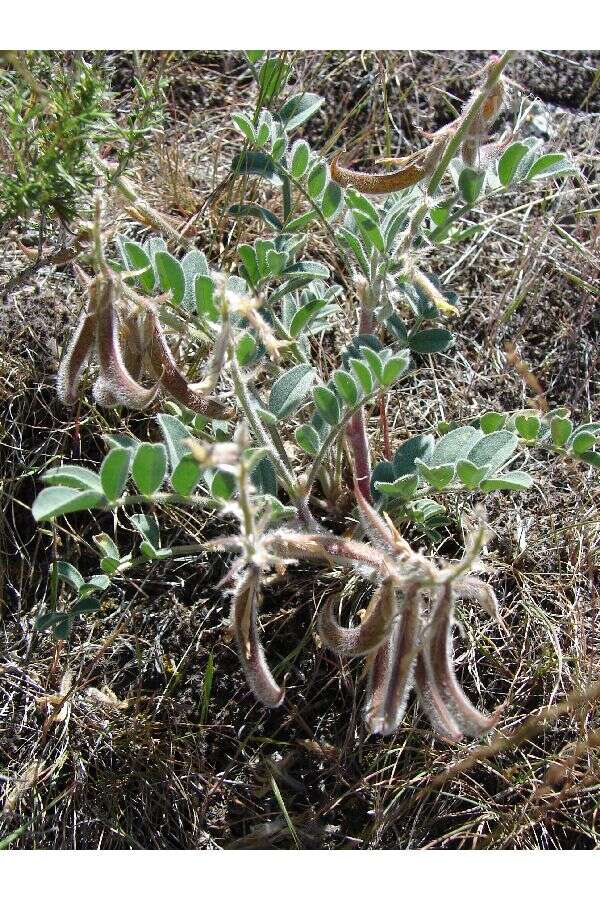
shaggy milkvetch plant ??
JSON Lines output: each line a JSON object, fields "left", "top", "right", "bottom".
{"left": 31, "top": 51, "right": 598, "bottom": 741}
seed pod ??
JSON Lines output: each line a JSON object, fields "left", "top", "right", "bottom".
{"left": 354, "top": 479, "right": 395, "bottom": 552}
{"left": 56, "top": 305, "right": 97, "bottom": 405}
{"left": 231, "top": 566, "right": 284, "bottom": 709}
{"left": 121, "top": 310, "right": 148, "bottom": 381}
{"left": 364, "top": 585, "right": 422, "bottom": 735}
{"left": 95, "top": 278, "right": 157, "bottom": 410}
{"left": 92, "top": 376, "right": 120, "bottom": 408}
{"left": 318, "top": 577, "right": 397, "bottom": 658}
{"left": 330, "top": 149, "right": 427, "bottom": 195}
{"left": 144, "top": 310, "right": 233, "bottom": 419}
{"left": 421, "top": 583, "right": 500, "bottom": 737}
{"left": 414, "top": 652, "right": 463, "bottom": 742}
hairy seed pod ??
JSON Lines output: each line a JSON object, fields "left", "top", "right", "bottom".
{"left": 364, "top": 585, "right": 422, "bottom": 736}
{"left": 331, "top": 149, "right": 427, "bottom": 195}
{"left": 414, "top": 652, "right": 463, "bottom": 742}
{"left": 56, "top": 305, "right": 97, "bottom": 405}
{"left": 318, "top": 577, "right": 397, "bottom": 658}
{"left": 454, "top": 576, "right": 499, "bottom": 620}
{"left": 92, "top": 376, "right": 120, "bottom": 408}
{"left": 95, "top": 278, "right": 157, "bottom": 410}
{"left": 269, "top": 532, "right": 392, "bottom": 578}
{"left": 231, "top": 566, "right": 284, "bottom": 709}
{"left": 121, "top": 310, "right": 147, "bottom": 381}
{"left": 144, "top": 310, "right": 233, "bottom": 419}
{"left": 422, "top": 583, "right": 500, "bottom": 737}
{"left": 354, "top": 480, "right": 395, "bottom": 552}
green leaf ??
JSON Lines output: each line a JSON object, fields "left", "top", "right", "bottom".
{"left": 321, "top": 181, "right": 343, "bottom": 219}
{"left": 349, "top": 358, "right": 373, "bottom": 394}
{"left": 394, "top": 435, "right": 434, "bottom": 478}
{"left": 550, "top": 416, "right": 573, "bottom": 448}
{"left": 155, "top": 252, "right": 186, "bottom": 305}
{"left": 238, "top": 244, "right": 260, "bottom": 286}
{"left": 307, "top": 162, "right": 328, "bottom": 200}
{"left": 375, "top": 473, "right": 419, "bottom": 499}
{"left": 236, "top": 332, "right": 260, "bottom": 366}
{"left": 283, "top": 260, "right": 329, "bottom": 279}
{"left": 360, "top": 346, "right": 384, "bottom": 384}
{"left": 467, "top": 430, "right": 518, "bottom": 473}
{"left": 571, "top": 431, "right": 596, "bottom": 455}
{"left": 526, "top": 153, "right": 575, "bottom": 181}
{"left": 181, "top": 250, "right": 209, "bottom": 306}
{"left": 123, "top": 241, "right": 155, "bottom": 293}
{"left": 279, "top": 93, "right": 324, "bottom": 132}
{"left": 479, "top": 411, "right": 506, "bottom": 434}
{"left": 382, "top": 354, "right": 410, "bottom": 386}
{"left": 93, "top": 533, "right": 119, "bottom": 561}
{"left": 232, "top": 112, "right": 256, "bottom": 143}
{"left": 54, "top": 560, "right": 84, "bottom": 591}
{"left": 515, "top": 414, "right": 541, "bottom": 441}
{"left": 35, "top": 612, "right": 69, "bottom": 632}
{"left": 70, "top": 595, "right": 102, "bottom": 615}
{"left": 272, "top": 134, "right": 287, "bottom": 162}
{"left": 313, "top": 386, "right": 340, "bottom": 426}
{"left": 406, "top": 498, "right": 447, "bottom": 527}
{"left": 81, "top": 574, "right": 111, "bottom": 596}
{"left": 578, "top": 450, "right": 600, "bottom": 469}
{"left": 268, "top": 364, "right": 315, "bottom": 420}
{"left": 333, "top": 370, "right": 358, "bottom": 407}
{"left": 32, "top": 487, "right": 104, "bottom": 522}
{"left": 295, "top": 424, "right": 321, "bottom": 456}
{"left": 251, "top": 456, "right": 277, "bottom": 496}
{"left": 258, "top": 58, "right": 291, "bottom": 102}
{"left": 246, "top": 51, "right": 264, "bottom": 64}
{"left": 480, "top": 471, "right": 533, "bottom": 492}
{"left": 290, "top": 140, "right": 310, "bottom": 178}
{"left": 102, "top": 434, "right": 140, "bottom": 453}
{"left": 407, "top": 328, "right": 454, "bottom": 354}
{"left": 129, "top": 512, "right": 160, "bottom": 548}
{"left": 266, "top": 249, "right": 287, "bottom": 276}
{"left": 156, "top": 414, "right": 193, "bottom": 472}
{"left": 416, "top": 460, "right": 454, "bottom": 490}
{"left": 42, "top": 465, "right": 102, "bottom": 493}
{"left": 100, "top": 448, "right": 131, "bottom": 503}
{"left": 54, "top": 615, "right": 75, "bottom": 640}
{"left": 345, "top": 190, "right": 379, "bottom": 223}
{"left": 456, "top": 458, "right": 490, "bottom": 489}
{"left": 132, "top": 443, "right": 167, "bottom": 496}
{"left": 256, "top": 121, "right": 271, "bottom": 147}
{"left": 458, "top": 167, "right": 485, "bottom": 204}
{"left": 351, "top": 209, "right": 385, "bottom": 253}
{"left": 257, "top": 406, "right": 279, "bottom": 426}
{"left": 371, "top": 460, "right": 396, "bottom": 497}
{"left": 228, "top": 202, "right": 283, "bottom": 230}
{"left": 498, "top": 142, "right": 529, "bottom": 186}
{"left": 431, "top": 426, "right": 480, "bottom": 467}
{"left": 289, "top": 299, "right": 327, "bottom": 338}
{"left": 209, "top": 469, "right": 236, "bottom": 501}
{"left": 230, "top": 151, "right": 280, "bottom": 185}
{"left": 335, "top": 227, "right": 370, "bottom": 277}
{"left": 172, "top": 455, "right": 201, "bottom": 496}
{"left": 194, "top": 275, "right": 218, "bottom": 321}
{"left": 386, "top": 314, "right": 408, "bottom": 343}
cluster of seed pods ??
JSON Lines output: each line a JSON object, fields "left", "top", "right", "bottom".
{"left": 57, "top": 270, "right": 232, "bottom": 419}
{"left": 234, "top": 486, "right": 502, "bottom": 742}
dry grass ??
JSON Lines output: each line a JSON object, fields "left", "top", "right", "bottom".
{"left": 1, "top": 50, "right": 599, "bottom": 849}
